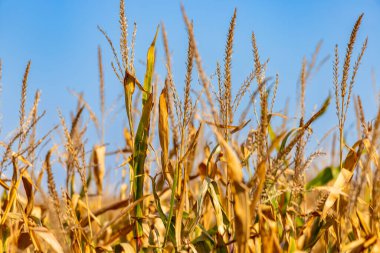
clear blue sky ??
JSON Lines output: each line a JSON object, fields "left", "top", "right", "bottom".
{"left": 0, "top": 1, "right": 379, "bottom": 186}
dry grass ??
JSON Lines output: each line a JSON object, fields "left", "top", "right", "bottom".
{"left": 0, "top": 3, "right": 379, "bottom": 253}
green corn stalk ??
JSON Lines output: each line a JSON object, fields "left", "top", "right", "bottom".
{"left": 130, "top": 26, "right": 159, "bottom": 251}
{"left": 133, "top": 94, "right": 153, "bottom": 250}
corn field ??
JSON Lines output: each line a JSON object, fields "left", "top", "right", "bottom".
{"left": 0, "top": 1, "right": 379, "bottom": 252}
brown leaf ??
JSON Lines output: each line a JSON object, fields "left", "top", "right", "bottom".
{"left": 22, "top": 171, "right": 34, "bottom": 216}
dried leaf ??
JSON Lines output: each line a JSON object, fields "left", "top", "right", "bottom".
{"left": 1, "top": 156, "right": 25, "bottom": 225}
{"left": 22, "top": 171, "right": 34, "bottom": 216}
{"left": 208, "top": 179, "right": 226, "bottom": 235}
{"left": 321, "top": 139, "right": 364, "bottom": 219}
{"left": 92, "top": 145, "right": 106, "bottom": 195}
{"left": 212, "top": 126, "right": 250, "bottom": 253}
{"left": 115, "top": 243, "right": 135, "bottom": 253}
{"left": 124, "top": 70, "right": 136, "bottom": 135}
{"left": 158, "top": 87, "right": 171, "bottom": 186}
{"left": 32, "top": 227, "right": 64, "bottom": 253}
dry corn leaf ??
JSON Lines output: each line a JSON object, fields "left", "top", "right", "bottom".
{"left": 214, "top": 129, "right": 243, "bottom": 182}
{"left": 356, "top": 210, "right": 371, "bottom": 237}
{"left": 124, "top": 70, "right": 136, "bottom": 136}
{"left": 115, "top": 242, "right": 135, "bottom": 253}
{"left": 212, "top": 127, "right": 250, "bottom": 253}
{"left": 22, "top": 171, "right": 34, "bottom": 216}
{"left": 124, "top": 128, "right": 134, "bottom": 149}
{"left": 321, "top": 168, "right": 352, "bottom": 219}
{"left": 31, "top": 227, "right": 64, "bottom": 253}
{"left": 321, "top": 139, "right": 364, "bottom": 219}
{"left": 362, "top": 138, "right": 379, "bottom": 167}
{"left": 208, "top": 179, "right": 226, "bottom": 235}
{"left": 92, "top": 145, "right": 106, "bottom": 195}
{"left": 232, "top": 183, "right": 250, "bottom": 253}
{"left": 12, "top": 152, "right": 32, "bottom": 167}
{"left": 297, "top": 216, "right": 328, "bottom": 250}
{"left": 158, "top": 87, "right": 171, "bottom": 186}
{"left": 0, "top": 178, "right": 9, "bottom": 190}
{"left": 341, "top": 238, "right": 366, "bottom": 252}
{"left": 17, "top": 232, "right": 33, "bottom": 250}
{"left": 1, "top": 156, "right": 25, "bottom": 225}
{"left": 258, "top": 205, "right": 282, "bottom": 253}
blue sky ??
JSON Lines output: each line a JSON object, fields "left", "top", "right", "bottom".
{"left": 0, "top": 1, "right": 379, "bottom": 187}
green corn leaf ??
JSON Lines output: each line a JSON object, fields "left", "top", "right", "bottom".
{"left": 306, "top": 166, "right": 340, "bottom": 190}
{"left": 133, "top": 94, "right": 153, "bottom": 244}
{"left": 142, "top": 26, "right": 159, "bottom": 105}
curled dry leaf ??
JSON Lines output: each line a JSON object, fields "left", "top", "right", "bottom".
{"left": 92, "top": 145, "right": 106, "bottom": 195}
{"left": 31, "top": 227, "right": 64, "bottom": 253}
{"left": 212, "top": 126, "right": 250, "bottom": 253}
{"left": 322, "top": 139, "right": 364, "bottom": 219}
{"left": 158, "top": 87, "right": 171, "bottom": 186}
{"left": 22, "top": 171, "right": 34, "bottom": 216}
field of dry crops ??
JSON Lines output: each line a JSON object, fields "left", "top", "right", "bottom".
{"left": 0, "top": 1, "right": 379, "bottom": 252}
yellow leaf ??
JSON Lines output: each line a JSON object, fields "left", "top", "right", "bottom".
{"left": 321, "top": 139, "right": 364, "bottom": 219}
{"left": 213, "top": 128, "right": 243, "bottom": 182}
{"left": 158, "top": 87, "right": 171, "bottom": 186}
{"left": 142, "top": 26, "right": 159, "bottom": 105}
{"left": 92, "top": 145, "right": 106, "bottom": 195}
{"left": 124, "top": 71, "right": 136, "bottom": 137}
{"left": 32, "top": 227, "right": 64, "bottom": 253}
{"left": 22, "top": 171, "right": 34, "bottom": 216}
{"left": 212, "top": 127, "right": 250, "bottom": 253}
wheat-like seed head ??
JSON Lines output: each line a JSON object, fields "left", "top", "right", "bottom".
{"left": 252, "top": 32, "right": 262, "bottom": 86}
{"left": 357, "top": 96, "right": 368, "bottom": 137}
{"left": 119, "top": 0, "right": 128, "bottom": 69}
{"left": 340, "top": 14, "right": 363, "bottom": 102}
{"left": 343, "top": 37, "right": 368, "bottom": 125}
{"left": 45, "top": 148, "right": 65, "bottom": 232}
{"left": 223, "top": 8, "right": 237, "bottom": 128}
{"left": 129, "top": 22, "right": 137, "bottom": 74}
{"left": 98, "top": 25, "right": 123, "bottom": 78}
{"left": 334, "top": 44, "right": 341, "bottom": 125}
{"left": 181, "top": 5, "right": 219, "bottom": 122}
{"left": 183, "top": 26, "right": 194, "bottom": 132}
{"left": 18, "top": 61, "right": 31, "bottom": 151}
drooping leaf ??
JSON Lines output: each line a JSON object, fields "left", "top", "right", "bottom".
{"left": 92, "top": 145, "right": 106, "bottom": 195}
{"left": 22, "top": 171, "right": 34, "bottom": 216}
{"left": 124, "top": 70, "right": 136, "bottom": 136}
{"left": 212, "top": 127, "right": 250, "bottom": 253}
{"left": 298, "top": 216, "right": 328, "bottom": 250}
{"left": 32, "top": 228, "right": 64, "bottom": 253}
{"left": 208, "top": 179, "right": 227, "bottom": 235}
{"left": 280, "top": 128, "right": 302, "bottom": 154}
{"left": 322, "top": 139, "right": 364, "bottom": 219}
{"left": 1, "top": 156, "right": 25, "bottom": 225}
{"left": 158, "top": 87, "right": 171, "bottom": 186}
